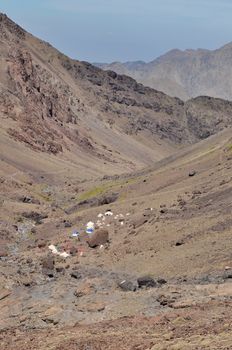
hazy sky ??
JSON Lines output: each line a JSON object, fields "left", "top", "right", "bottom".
{"left": 1, "top": 0, "right": 232, "bottom": 62}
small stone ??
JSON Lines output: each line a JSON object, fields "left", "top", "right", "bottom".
{"left": 46, "top": 270, "right": 54, "bottom": 278}
{"left": 69, "top": 246, "right": 78, "bottom": 256}
{"left": 119, "top": 280, "right": 137, "bottom": 292}
{"left": 56, "top": 266, "right": 65, "bottom": 273}
{"left": 223, "top": 270, "right": 232, "bottom": 279}
{"left": 37, "top": 240, "right": 46, "bottom": 248}
{"left": 71, "top": 270, "right": 82, "bottom": 279}
{"left": 137, "top": 276, "right": 156, "bottom": 288}
{"left": 175, "top": 240, "right": 184, "bottom": 246}
{"left": 64, "top": 221, "right": 72, "bottom": 228}
{"left": 22, "top": 279, "right": 32, "bottom": 287}
{"left": 189, "top": 170, "right": 196, "bottom": 177}
{"left": 157, "top": 278, "right": 167, "bottom": 285}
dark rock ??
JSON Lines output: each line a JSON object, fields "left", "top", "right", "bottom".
{"left": 69, "top": 246, "right": 78, "bottom": 256}
{"left": 175, "top": 240, "right": 184, "bottom": 246}
{"left": 56, "top": 266, "right": 65, "bottom": 274}
{"left": 192, "top": 190, "right": 202, "bottom": 195}
{"left": 98, "top": 193, "right": 118, "bottom": 206}
{"left": 119, "top": 280, "right": 137, "bottom": 292}
{"left": 66, "top": 193, "right": 118, "bottom": 213}
{"left": 31, "top": 227, "right": 37, "bottom": 234}
{"left": 23, "top": 279, "right": 32, "bottom": 287}
{"left": 64, "top": 221, "right": 72, "bottom": 228}
{"left": 71, "top": 270, "right": 82, "bottom": 279}
{"left": 22, "top": 211, "right": 48, "bottom": 224}
{"left": 87, "top": 229, "right": 109, "bottom": 248}
{"left": 18, "top": 196, "right": 40, "bottom": 204}
{"left": 45, "top": 270, "right": 54, "bottom": 278}
{"left": 157, "top": 294, "right": 175, "bottom": 307}
{"left": 22, "top": 196, "right": 32, "bottom": 203}
{"left": 189, "top": 170, "right": 196, "bottom": 177}
{"left": 177, "top": 199, "right": 187, "bottom": 207}
{"left": 37, "top": 240, "right": 47, "bottom": 248}
{"left": 107, "top": 70, "right": 117, "bottom": 79}
{"left": 157, "top": 278, "right": 167, "bottom": 285}
{"left": 137, "top": 276, "right": 156, "bottom": 288}
{"left": 223, "top": 270, "right": 232, "bottom": 279}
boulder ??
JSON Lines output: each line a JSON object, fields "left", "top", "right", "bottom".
{"left": 87, "top": 229, "right": 109, "bottom": 248}
{"left": 119, "top": 280, "right": 137, "bottom": 292}
{"left": 137, "top": 276, "right": 156, "bottom": 288}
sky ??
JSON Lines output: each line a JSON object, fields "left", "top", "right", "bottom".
{"left": 1, "top": 0, "right": 232, "bottom": 63}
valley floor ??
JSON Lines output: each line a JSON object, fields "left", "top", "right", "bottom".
{"left": 1, "top": 128, "right": 232, "bottom": 349}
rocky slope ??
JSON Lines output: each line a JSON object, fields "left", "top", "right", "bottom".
{"left": 1, "top": 12, "right": 232, "bottom": 178}
{"left": 96, "top": 42, "right": 232, "bottom": 101}
{"left": 1, "top": 126, "right": 232, "bottom": 349}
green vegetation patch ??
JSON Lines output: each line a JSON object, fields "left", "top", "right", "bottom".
{"left": 78, "top": 177, "right": 139, "bottom": 202}
{"left": 226, "top": 143, "right": 232, "bottom": 152}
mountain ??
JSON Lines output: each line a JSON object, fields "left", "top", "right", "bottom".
{"left": 1, "top": 13, "right": 232, "bottom": 349}
{"left": 95, "top": 43, "right": 232, "bottom": 101}
{"left": 1, "top": 13, "right": 232, "bottom": 177}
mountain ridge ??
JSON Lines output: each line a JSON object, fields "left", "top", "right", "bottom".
{"left": 95, "top": 42, "right": 232, "bottom": 101}
{"left": 1, "top": 13, "right": 232, "bottom": 179}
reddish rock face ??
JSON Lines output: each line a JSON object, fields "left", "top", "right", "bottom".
{"left": 87, "top": 229, "right": 109, "bottom": 248}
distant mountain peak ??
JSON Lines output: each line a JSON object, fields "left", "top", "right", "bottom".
{"left": 95, "top": 42, "right": 232, "bottom": 101}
